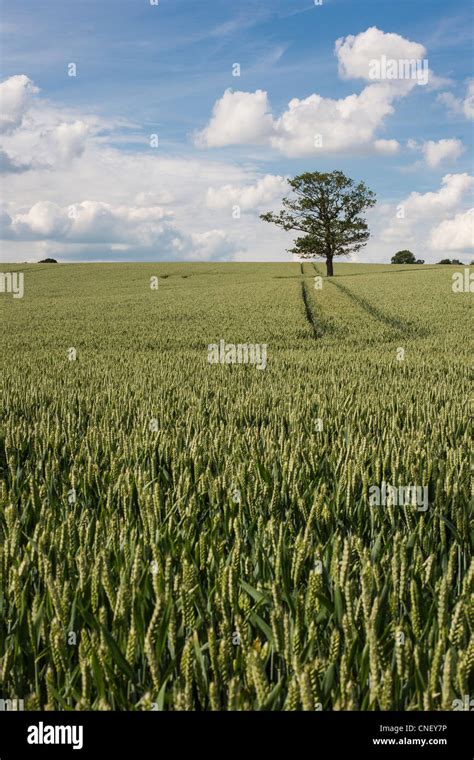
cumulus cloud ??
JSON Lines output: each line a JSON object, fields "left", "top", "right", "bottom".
{"left": 335, "top": 26, "right": 427, "bottom": 84}
{"left": 0, "top": 72, "right": 246, "bottom": 262}
{"left": 421, "top": 138, "right": 464, "bottom": 168}
{"left": 381, "top": 173, "right": 474, "bottom": 240}
{"left": 437, "top": 79, "right": 474, "bottom": 120}
{"left": 0, "top": 75, "right": 93, "bottom": 170}
{"left": 359, "top": 174, "right": 474, "bottom": 263}
{"left": 5, "top": 200, "right": 174, "bottom": 244}
{"left": 374, "top": 139, "right": 400, "bottom": 154}
{"left": 206, "top": 175, "right": 287, "bottom": 210}
{"left": 407, "top": 138, "right": 465, "bottom": 167}
{"left": 190, "top": 230, "right": 236, "bottom": 260}
{"left": 194, "top": 89, "right": 273, "bottom": 148}
{"left": 50, "top": 121, "right": 90, "bottom": 162}
{"left": 430, "top": 208, "right": 474, "bottom": 251}
{"left": 196, "top": 82, "right": 408, "bottom": 157}
{"left": 272, "top": 83, "right": 406, "bottom": 156}
{"left": 195, "top": 28, "right": 437, "bottom": 157}
{"left": 399, "top": 173, "right": 472, "bottom": 216}
{"left": 1, "top": 40, "right": 470, "bottom": 266}
{"left": 0, "top": 74, "right": 39, "bottom": 133}
{"left": 135, "top": 190, "right": 175, "bottom": 206}
{"left": 378, "top": 173, "right": 473, "bottom": 258}
{"left": 0, "top": 148, "right": 32, "bottom": 174}
{"left": 2, "top": 197, "right": 239, "bottom": 261}
{"left": 11, "top": 118, "right": 91, "bottom": 169}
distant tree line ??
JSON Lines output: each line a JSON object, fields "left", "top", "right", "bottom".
{"left": 391, "top": 250, "right": 424, "bottom": 264}
{"left": 390, "top": 251, "right": 467, "bottom": 265}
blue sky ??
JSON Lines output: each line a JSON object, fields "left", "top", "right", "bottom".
{"left": 1, "top": 0, "right": 473, "bottom": 262}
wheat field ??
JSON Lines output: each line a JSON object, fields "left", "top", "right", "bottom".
{"left": 0, "top": 262, "right": 472, "bottom": 710}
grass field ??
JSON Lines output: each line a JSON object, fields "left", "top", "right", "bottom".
{"left": 0, "top": 262, "right": 472, "bottom": 711}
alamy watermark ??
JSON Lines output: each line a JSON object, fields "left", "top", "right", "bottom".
{"left": 0, "top": 698, "right": 24, "bottom": 711}
{"left": 208, "top": 339, "right": 267, "bottom": 370}
{"left": 452, "top": 268, "right": 473, "bottom": 293}
{"left": 369, "top": 481, "right": 429, "bottom": 511}
{"left": 452, "top": 695, "right": 474, "bottom": 711}
{"left": 27, "top": 722, "right": 83, "bottom": 750}
{"left": 0, "top": 271, "right": 24, "bottom": 298}
{"left": 368, "top": 55, "right": 429, "bottom": 86}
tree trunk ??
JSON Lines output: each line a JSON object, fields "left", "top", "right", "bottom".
{"left": 326, "top": 256, "right": 334, "bottom": 277}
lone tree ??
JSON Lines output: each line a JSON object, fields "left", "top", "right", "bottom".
{"left": 260, "top": 170, "right": 376, "bottom": 277}
{"left": 391, "top": 250, "right": 424, "bottom": 264}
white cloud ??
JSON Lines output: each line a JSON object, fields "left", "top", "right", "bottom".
{"left": 437, "top": 79, "right": 474, "bottom": 120}
{"left": 0, "top": 73, "right": 257, "bottom": 262}
{"left": 1, "top": 50, "right": 470, "bottom": 266}
{"left": 374, "top": 139, "right": 400, "bottom": 154}
{"left": 335, "top": 26, "right": 427, "bottom": 83}
{"left": 380, "top": 173, "right": 474, "bottom": 240}
{"left": 50, "top": 121, "right": 90, "bottom": 162}
{"left": 135, "top": 190, "right": 175, "bottom": 206}
{"left": 194, "top": 89, "right": 273, "bottom": 148}
{"left": 398, "top": 173, "right": 472, "bottom": 216}
{"left": 6, "top": 200, "right": 172, "bottom": 244}
{"left": 196, "top": 81, "right": 410, "bottom": 157}
{"left": 195, "top": 28, "right": 440, "bottom": 157}
{"left": 0, "top": 75, "right": 97, "bottom": 171}
{"left": 421, "top": 138, "right": 464, "bottom": 167}
{"left": 0, "top": 74, "right": 39, "bottom": 133}
{"left": 206, "top": 175, "right": 287, "bottom": 210}
{"left": 13, "top": 201, "right": 69, "bottom": 238}
{"left": 430, "top": 208, "right": 473, "bottom": 251}
{"left": 190, "top": 230, "right": 236, "bottom": 260}
{"left": 0, "top": 148, "right": 31, "bottom": 174}
{"left": 2, "top": 199, "right": 238, "bottom": 261}
{"left": 377, "top": 173, "right": 473, "bottom": 262}
{"left": 271, "top": 83, "right": 405, "bottom": 156}
{"left": 1, "top": 137, "right": 259, "bottom": 257}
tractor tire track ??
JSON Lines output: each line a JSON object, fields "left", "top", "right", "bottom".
{"left": 300, "top": 262, "right": 322, "bottom": 338}
{"left": 311, "top": 261, "right": 426, "bottom": 338}
{"left": 328, "top": 276, "right": 424, "bottom": 336}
